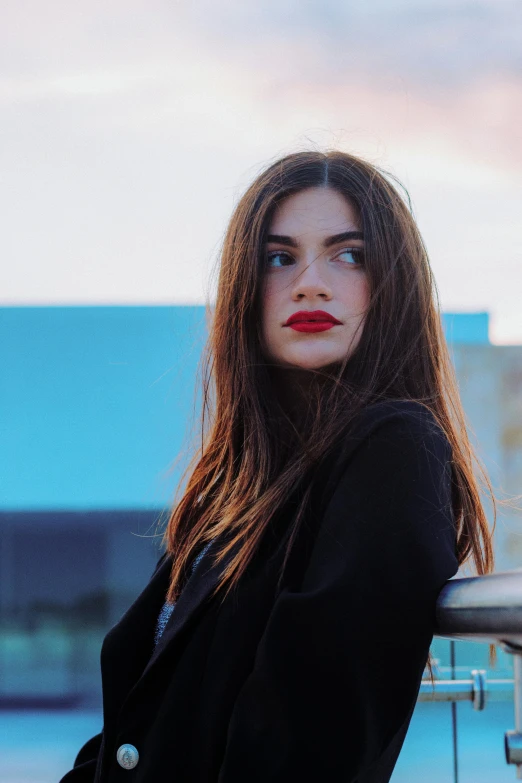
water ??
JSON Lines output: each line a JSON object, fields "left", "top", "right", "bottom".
{"left": 1, "top": 709, "right": 101, "bottom": 783}
{"left": 394, "top": 700, "right": 516, "bottom": 782}
{"left": 0, "top": 700, "right": 517, "bottom": 782}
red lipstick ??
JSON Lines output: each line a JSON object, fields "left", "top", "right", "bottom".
{"left": 284, "top": 309, "right": 342, "bottom": 333}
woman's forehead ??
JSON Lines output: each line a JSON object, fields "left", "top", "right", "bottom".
{"left": 268, "top": 187, "right": 360, "bottom": 237}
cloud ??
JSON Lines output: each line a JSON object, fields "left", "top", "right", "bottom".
{"left": 2, "top": 0, "right": 519, "bottom": 173}
{"left": 179, "top": 0, "right": 522, "bottom": 89}
{"left": 0, "top": 0, "right": 521, "bottom": 340}
{"left": 3, "top": 1, "right": 521, "bottom": 86}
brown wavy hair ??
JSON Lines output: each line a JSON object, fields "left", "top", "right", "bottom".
{"left": 161, "top": 149, "right": 496, "bottom": 678}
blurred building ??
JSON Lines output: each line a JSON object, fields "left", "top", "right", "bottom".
{"left": 1, "top": 306, "right": 521, "bottom": 706}
{"left": 446, "top": 314, "right": 522, "bottom": 574}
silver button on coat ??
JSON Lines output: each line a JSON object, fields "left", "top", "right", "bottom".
{"left": 116, "top": 744, "right": 139, "bottom": 770}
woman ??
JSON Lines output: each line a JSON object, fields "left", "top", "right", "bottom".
{"left": 60, "top": 150, "right": 494, "bottom": 783}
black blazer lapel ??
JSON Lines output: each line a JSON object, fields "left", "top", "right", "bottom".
{"left": 113, "top": 534, "right": 241, "bottom": 716}
{"left": 140, "top": 535, "right": 238, "bottom": 676}
{"left": 100, "top": 552, "right": 172, "bottom": 727}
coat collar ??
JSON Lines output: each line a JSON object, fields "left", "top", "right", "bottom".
{"left": 100, "top": 533, "right": 240, "bottom": 725}
{"left": 142, "top": 534, "right": 240, "bottom": 675}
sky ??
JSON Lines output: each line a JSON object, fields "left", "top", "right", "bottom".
{"left": 2, "top": 0, "right": 521, "bottom": 343}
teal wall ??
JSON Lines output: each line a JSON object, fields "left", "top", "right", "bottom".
{"left": 1, "top": 306, "right": 489, "bottom": 511}
{"left": 441, "top": 312, "right": 490, "bottom": 344}
{"left": 1, "top": 306, "right": 207, "bottom": 510}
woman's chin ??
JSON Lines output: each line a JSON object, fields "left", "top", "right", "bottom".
{"left": 278, "top": 351, "right": 344, "bottom": 371}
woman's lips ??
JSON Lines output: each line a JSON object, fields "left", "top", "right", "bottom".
{"left": 287, "top": 322, "right": 337, "bottom": 333}
{"left": 283, "top": 309, "right": 342, "bottom": 331}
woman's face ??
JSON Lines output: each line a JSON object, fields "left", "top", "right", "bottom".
{"left": 261, "top": 186, "right": 370, "bottom": 371}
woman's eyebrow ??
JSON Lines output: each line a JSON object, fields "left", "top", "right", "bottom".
{"left": 323, "top": 230, "right": 365, "bottom": 247}
{"left": 266, "top": 230, "right": 364, "bottom": 248}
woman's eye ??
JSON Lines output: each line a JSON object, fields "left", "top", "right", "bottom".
{"left": 337, "top": 248, "right": 364, "bottom": 266}
{"left": 266, "top": 248, "right": 364, "bottom": 268}
{"left": 266, "top": 251, "right": 293, "bottom": 268}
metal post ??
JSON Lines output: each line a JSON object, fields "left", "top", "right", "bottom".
{"left": 502, "top": 642, "right": 522, "bottom": 778}
{"left": 450, "top": 640, "right": 459, "bottom": 783}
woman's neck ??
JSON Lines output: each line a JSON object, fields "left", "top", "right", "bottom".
{"left": 269, "top": 366, "right": 312, "bottom": 417}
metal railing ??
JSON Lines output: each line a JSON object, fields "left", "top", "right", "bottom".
{"left": 420, "top": 569, "right": 522, "bottom": 778}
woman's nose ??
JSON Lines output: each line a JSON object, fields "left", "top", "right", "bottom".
{"left": 290, "top": 257, "right": 332, "bottom": 299}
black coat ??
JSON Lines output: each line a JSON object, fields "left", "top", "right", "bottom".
{"left": 59, "top": 400, "right": 459, "bottom": 783}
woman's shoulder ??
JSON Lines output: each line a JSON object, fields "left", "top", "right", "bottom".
{"left": 330, "top": 399, "right": 451, "bottom": 476}
{"left": 313, "top": 400, "right": 450, "bottom": 515}
{"left": 351, "top": 398, "right": 447, "bottom": 441}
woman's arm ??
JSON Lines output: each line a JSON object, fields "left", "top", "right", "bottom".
{"left": 58, "top": 732, "right": 103, "bottom": 782}
{"left": 217, "top": 408, "right": 459, "bottom": 783}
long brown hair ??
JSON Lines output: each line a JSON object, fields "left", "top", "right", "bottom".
{"left": 161, "top": 150, "right": 496, "bottom": 674}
